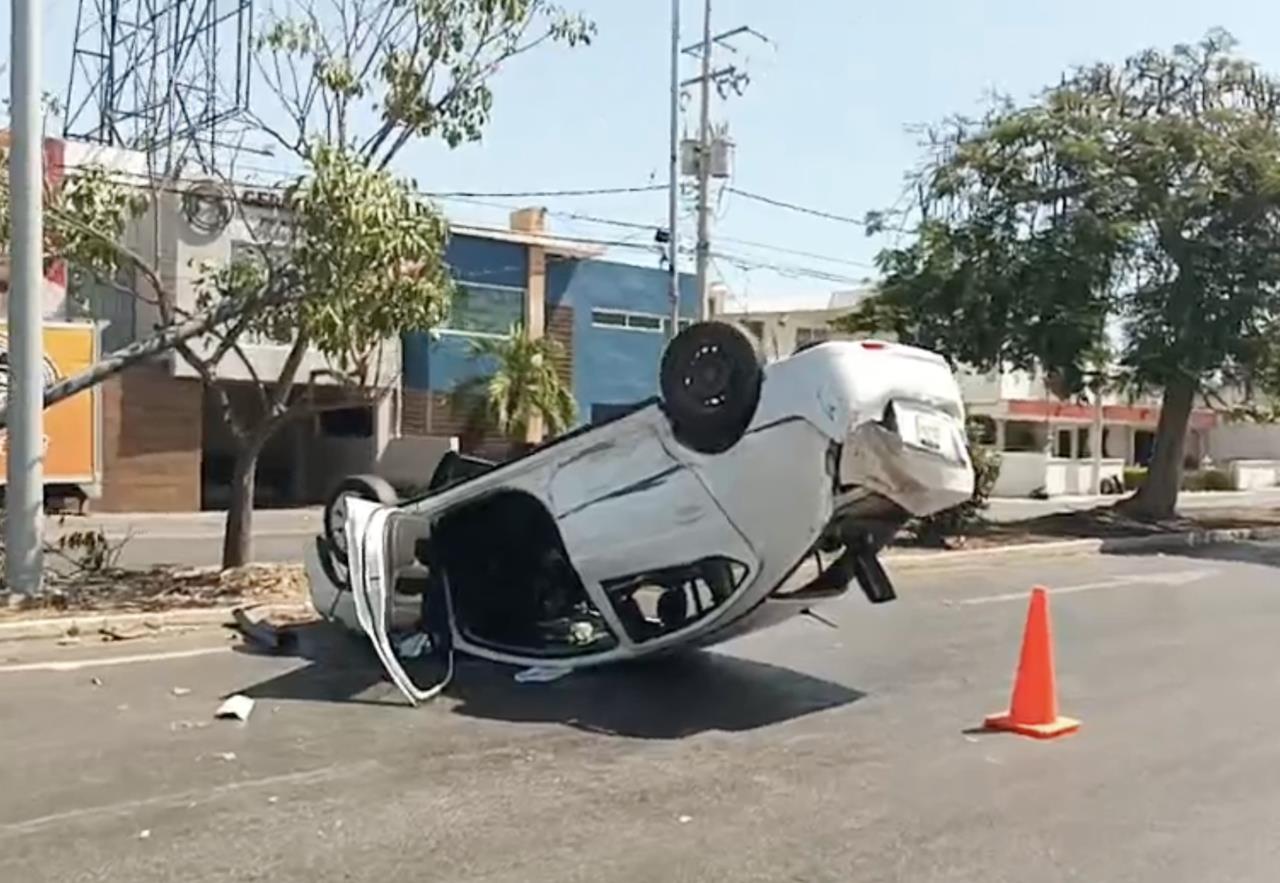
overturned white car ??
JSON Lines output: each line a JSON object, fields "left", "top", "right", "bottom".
{"left": 308, "top": 321, "right": 974, "bottom": 703}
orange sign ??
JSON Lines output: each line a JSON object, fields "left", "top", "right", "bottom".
{"left": 0, "top": 322, "right": 99, "bottom": 484}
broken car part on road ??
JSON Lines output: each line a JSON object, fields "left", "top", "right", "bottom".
{"left": 307, "top": 322, "right": 976, "bottom": 704}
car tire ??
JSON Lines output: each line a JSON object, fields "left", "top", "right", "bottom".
{"left": 660, "top": 321, "right": 763, "bottom": 454}
{"left": 323, "top": 474, "right": 398, "bottom": 564}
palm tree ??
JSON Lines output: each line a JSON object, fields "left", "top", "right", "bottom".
{"left": 468, "top": 325, "right": 577, "bottom": 442}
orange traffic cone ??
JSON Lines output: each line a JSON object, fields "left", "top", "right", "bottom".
{"left": 983, "top": 587, "right": 1080, "bottom": 739}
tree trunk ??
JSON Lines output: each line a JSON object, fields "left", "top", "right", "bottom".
{"left": 221, "top": 440, "right": 264, "bottom": 569}
{"left": 1123, "top": 375, "right": 1197, "bottom": 520}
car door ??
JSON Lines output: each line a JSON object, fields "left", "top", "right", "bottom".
{"left": 547, "top": 417, "right": 759, "bottom": 644}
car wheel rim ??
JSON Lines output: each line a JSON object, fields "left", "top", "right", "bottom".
{"left": 683, "top": 344, "right": 731, "bottom": 408}
{"left": 328, "top": 494, "right": 350, "bottom": 554}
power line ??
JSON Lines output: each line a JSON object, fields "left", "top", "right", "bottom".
{"left": 727, "top": 187, "right": 867, "bottom": 226}
{"left": 714, "top": 234, "right": 876, "bottom": 270}
{"left": 430, "top": 184, "right": 665, "bottom": 198}
{"left": 50, "top": 165, "right": 881, "bottom": 283}
{"left": 53, "top": 164, "right": 665, "bottom": 202}
{"left": 711, "top": 250, "right": 872, "bottom": 287}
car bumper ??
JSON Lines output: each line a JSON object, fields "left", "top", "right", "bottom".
{"left": 839, "top": 421, "right": 973, "bottom": 517}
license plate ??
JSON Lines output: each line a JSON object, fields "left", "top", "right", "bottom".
{"left": 892, "top": 402, "right": 954, "bottom": 458}
{"left": 914, "top": 414, "right": 943, "bottom": 451}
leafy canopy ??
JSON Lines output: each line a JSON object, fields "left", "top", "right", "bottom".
{"left": 255, "top": 0, "right": 594, "bottom": 166}
{"left": 841, "top": 28, "right": 1280, "bottom": 402}
{"left": 469, "top": 325, "right": 577, "bottom": 437}
{"left": 199, "top": 146, "right": 453, "bottom": 385}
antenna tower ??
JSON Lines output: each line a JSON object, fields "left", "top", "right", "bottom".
{"left": 63, "top": 0, "right": 254, "bottom": 172}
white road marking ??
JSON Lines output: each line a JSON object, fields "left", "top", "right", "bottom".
{"left": 955, "top": 569, "right": 1215, "bottom": 606}
{"left": 0, "top": 762, "right": 377, "bottom": 836}
{"left": 0, "top": 645, "right": 231, "bottom": 674}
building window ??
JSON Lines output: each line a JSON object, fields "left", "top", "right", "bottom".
{"left": 795, "top": 326, "right": 832, "bottom": 348}
{"left": 319, "top": 407, "right": 374, "bottom": 438}
{"left": 592, "top": 310, "right": 628, "bottom": 328}
{"left": 1055, "top": 429, "right": 1073, "bottom": 458}
{"left": 591, "top": 308, "right": 691, "bottom": 334}
{"left": 442, "top": 282, "right": 526, "bottom": 338}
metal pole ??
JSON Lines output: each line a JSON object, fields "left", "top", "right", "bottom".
{"left": 7, "top": 0, "right": 46, "bottom": 594}
{"left": 1091, "top": 380, "right": 1104, "bottom": 496}
{"left": 667, "top": 0, "right": 681, "bottom": 339}
{"left": 693, "top": 0, "right": 713, "bottom": 321}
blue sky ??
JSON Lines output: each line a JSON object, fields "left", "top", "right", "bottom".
{"left": 8, "top": 0, "right": 1280, "bottom": 309}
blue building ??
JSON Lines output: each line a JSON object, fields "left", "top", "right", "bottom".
{"left": 401, "top": 209, "right": 697, "bottom": 448}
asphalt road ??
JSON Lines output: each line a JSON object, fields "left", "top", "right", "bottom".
{"left": 4, "top": 542, "right": 1280, "bottom": 881}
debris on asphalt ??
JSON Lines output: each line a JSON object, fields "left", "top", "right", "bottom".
{"left": 215, "top": 751, "right": 237, "bottom": 762}
{"left": 214, "top": 694, "right": 255, "bottom": 722}
{"left": 514, "top": 666, "right": 573, "bottom": 684}
{"left": 90, "top": 676, "right": 103, "bottom": 687}
{"left": 232, "top": 606, "right": 293, "bottom": 652}
{"left": 171, "top": 686, "right": 192, "bottom": 697}
{"left": 99, "top": 624, "right": 149, "bottom": 642}
{"left": 678, "top": 815, "right": 693, "bottom": 824}
{"left": 267, "top": 796, "right": 279, "bottom": 804}
{"left": 170, "top": 720, "right": 210, "bottom": 731}
{"left": 57, "top": 636, "right": 81, "bottom": 646}
{"left": 395, "top": 632, "right": 431, "bottom": 659}
{"left": 138, "top": 829, "right": 151, "bottom": 840}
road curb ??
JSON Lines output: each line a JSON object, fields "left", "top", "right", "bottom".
{"left": 884, "top": 525, "right": 1280, "bottom": 571}
{"left": 4, "top": 526, "right": 1277, "bottom": 639}
{"left": 0, "top": 603, "right": 313, "bottom": 642}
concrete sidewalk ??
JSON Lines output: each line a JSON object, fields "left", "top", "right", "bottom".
{"left": 985, "top": 487, "right": 1280, "bottom": 522}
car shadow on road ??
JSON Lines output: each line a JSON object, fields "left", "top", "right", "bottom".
{"left": 447, "top": 652, "right": 866, "bottom": 740}
{"left": 228, "top": 622, "right": 866, "bottom": 737}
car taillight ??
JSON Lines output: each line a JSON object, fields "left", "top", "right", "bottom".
{"left": 860, "top": 341, "right": 888, "bottom": 351}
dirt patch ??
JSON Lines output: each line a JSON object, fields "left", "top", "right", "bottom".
{"left": 0, "top": 563, "right": 309, "bottom": 622}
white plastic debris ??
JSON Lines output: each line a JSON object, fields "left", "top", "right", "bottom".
{"left": 215, "top": 751, "right": 237, "bottom": 762}
{"left": 214, "top": 694, "right": 255, "bottom": 722}
{"left": 678, "top": 815, "right": 693, "bottom": 824}
{"left": 514, "top": 666, "right": 573, "bottom": 684}
{"left": 395, "top": 632, "right": 432, "bottom": 659}
{"left": 138, "top": 829, "right": 151, "bottom": 840}
{"left": 171, "top": 687, "right": 192, "bottom": 697}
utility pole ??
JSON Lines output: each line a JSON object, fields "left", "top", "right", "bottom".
{"left": 667, "top": 0, "right": 682, "bottom": 339}
{"left": 680, "top": 18, "right": 767, "bottom": 321}
{"left": 7, "top": 0, "right": 45, "bottom": 594}
{"left": 693, "top": 0, "right": 714, "bottom": 321}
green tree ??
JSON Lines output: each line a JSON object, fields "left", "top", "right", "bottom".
{"left": 468, "top": 325, "right": 577, "bottom": 443}
{"left": 196, "top": 147, "right": 453, "bottom": 566}
{"left": 2, "top": 0, "right": 592, "bottom": 569}
{"left": 841, "top": 29, "right": 1280, "bottom": 519}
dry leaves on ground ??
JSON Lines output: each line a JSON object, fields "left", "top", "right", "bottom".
{"left": 0, "top": 563, "right": 308, "bottom": 621}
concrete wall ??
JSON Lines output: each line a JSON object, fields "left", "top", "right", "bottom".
{"left": 1208, "top": 423, "right": 1280, "bottom": 462}
{"left": 549, "top": 257, "right": 697, "bottom": 419}
{"left": 375, "top": 435, "right": 459, "bottom": 492}
{"left": 1228, "top": 460, "right": 1280, "bottom": 490}
{"left": 992, "top": 451, "right": 1049, "bottom": 497}
{"left": 990, "top": 450, "right": 1125, "bottom": 498}
{"left": 97, "top": 365, "right": 203, "bottom": 512}
{"left": 1046, "top": 458, "right": 1126, "bottom": 496}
